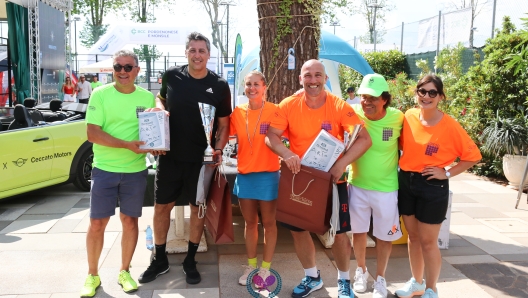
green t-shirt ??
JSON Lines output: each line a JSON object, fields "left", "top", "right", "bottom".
{"left": 348, "top": 106, "right": 404, "bottom": 192}
{"left": 91, "top": 81, "right": 103, "bottom": 90}
{"left": 86, "top": 84, "right": 155, "bottom": 173}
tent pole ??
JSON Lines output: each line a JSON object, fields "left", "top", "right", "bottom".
{"left": 7, "top": 38, "right": 12, "bottom": 107}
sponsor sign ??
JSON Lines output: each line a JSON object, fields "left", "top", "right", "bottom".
{"left": 417, "top": 7, "right": 472, "bottom": 48}
{"left": 128, "top": 28, "right": 183, "bottom": 43}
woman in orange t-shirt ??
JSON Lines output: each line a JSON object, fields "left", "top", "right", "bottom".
{"left": 230, "top": 70, "right": 280, "bottom": 285}
{"left": 62, "top": 77, "right": 76, "bottom": 102}
{"left": 396, "top": 74, "right": 481, "bottom": 298}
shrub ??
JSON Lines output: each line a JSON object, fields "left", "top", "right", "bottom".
{"left": 450, "top": 17, "right": 528, "bottom": 176}
{"left": 387, "top": 72, "right": 416, "bottom": 111}
{"left": 338, "top": 49, "right": 406, "bottom": 98}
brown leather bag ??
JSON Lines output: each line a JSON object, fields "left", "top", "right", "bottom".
{"left": 276, "top": 162, "right": 333, "bottom": 235}
{"left": 205, "top": 170, "right": 234, "bottom": 244}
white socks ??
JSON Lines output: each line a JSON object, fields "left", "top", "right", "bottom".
{"left": 304, "top": 266, "right": 318, "bottom": 278}
{"left": 338, "top": 270, "right": 350, "bottom": 280}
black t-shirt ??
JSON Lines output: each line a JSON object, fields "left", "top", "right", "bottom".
{"left": 160, "top": 65, "right": 232, "bottom": 162}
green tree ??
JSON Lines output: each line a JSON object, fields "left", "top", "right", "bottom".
{"left": 192, "top": 0, "right": 233, "bottom": 63}
{"left": 322, "top": 0, "right": 393, "bottom": 44}
{"left": 505, "top": 14, "right": 528, "bottom": 75}
{"left": 450, "top": 16, "right": 528, "bottom": 176}
{"left": 128, "top": 0, "right": 175, "bottom": 84}
{"left": 434, "top": 43, "right": 465, "bottom": 115}
{"left": 73, "top": 0, "right": 125, "bottom": 47}
{"left": 79, "top": 23, "right": 108, "bottom": 48}
{"left": 352, "top": 0, "right": 393, "bottom": 44}
{"left": 338, "top": 49, "right": 405, "bottom": 98}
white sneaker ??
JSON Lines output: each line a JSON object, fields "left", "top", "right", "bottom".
{"left": 238, "top": 265, "right": 256, "bottom": 285}
{"left": 353, "top": 267, "right": 369, "bottom": 293}
{"left": 372, "top": 275, "right": 388, "bottom": 298}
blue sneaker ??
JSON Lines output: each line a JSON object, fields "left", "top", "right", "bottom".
{"left": 421, "top": 288, "right": 439, "bottom": 298}
{"left": 395, "top": 277, "right": 426, "bottom": 298}
{"left": 291, "top": 270, "right": 323, "bottom": 298}
{"left": 337, "top": 279, "right": 352, "bottom": 298}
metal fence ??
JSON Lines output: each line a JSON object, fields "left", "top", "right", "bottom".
{"left": 72, "top": 0, "right": 527, "bottom": 88}
{"left": 404, "top": 47, "right": 485, "bottom": 80}
{"left": 353, "top": 0, "right": 527, "bottom": 55}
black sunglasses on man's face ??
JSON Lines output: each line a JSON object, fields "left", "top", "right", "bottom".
{"left": 113, "top": 64, "right": 137, "bottom": 72}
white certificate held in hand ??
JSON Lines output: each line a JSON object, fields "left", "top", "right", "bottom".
{"left": 138, "top": 111, "right": 170, "bottom": 151}
{"left": 301, "top": 129, "right": 345, "bottom": 172}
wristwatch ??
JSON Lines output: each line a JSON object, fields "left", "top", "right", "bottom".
{"left": 445, "top": 170, "right": 451, "bottom": 179}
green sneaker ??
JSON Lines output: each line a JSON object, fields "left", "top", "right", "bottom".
{"left": 80, "top": 274, "right": 101, "bottom": 297}
{"left": 118, "top": 270, "right": 138, "bottom": 293}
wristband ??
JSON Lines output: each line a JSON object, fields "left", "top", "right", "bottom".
{"left": 215, "top": 149, "right": 223, "bottom": 153}
{"left": 156, "top": 93, "right": 166, "bottom": 101}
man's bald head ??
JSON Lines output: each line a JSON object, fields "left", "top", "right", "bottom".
{"left": 300, "top": 59, "right": 326, "bottom": 76}
{"left": 299, "top": 59, "right": 328, "bottom": 99}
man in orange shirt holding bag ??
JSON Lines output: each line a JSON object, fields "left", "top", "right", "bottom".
{"left": 266, "top": 59, "right": 372, "bottom": 298}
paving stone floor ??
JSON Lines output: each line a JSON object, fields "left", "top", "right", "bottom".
{"left": 0, "top": 173, "right": 528, "bottom": 297}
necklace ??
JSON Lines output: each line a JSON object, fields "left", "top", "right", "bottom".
{"left": 245, "top": 101, "right": 265, "bottom": 155}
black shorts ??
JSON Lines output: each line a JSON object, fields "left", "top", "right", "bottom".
{"left": 398, "top": 169, "right": 449, "bottom": 224}
{"left": 155, "top": 156, "right": 203, "bottom": 206}
{"left": 280, "top": 183, "right": 351, "bottom": 234}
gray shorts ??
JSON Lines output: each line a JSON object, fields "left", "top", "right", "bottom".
{"left": 90, "top": 167, "right": 148, "bottom": 219}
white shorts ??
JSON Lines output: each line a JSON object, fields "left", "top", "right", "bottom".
{"left": 64, "top": 94, "right": 76, "bottom": 102}
{"left": 348, "top": 184, "right": 402, "bottom": 241}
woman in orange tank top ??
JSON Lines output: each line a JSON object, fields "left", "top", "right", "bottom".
{"left": 62, "top": 77, "right": 76, "bottom": 102}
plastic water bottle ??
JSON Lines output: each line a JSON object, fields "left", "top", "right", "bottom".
{"left": 146, "top": 225, "right": 154, "bottom": 251}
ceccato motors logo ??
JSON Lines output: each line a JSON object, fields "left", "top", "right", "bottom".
{"left": 12, "top": 158, "right": 28, "bottom": 167}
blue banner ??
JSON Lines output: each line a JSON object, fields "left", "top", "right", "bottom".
{"left": 233, "top": 34, "right": 242, "bottom": 109}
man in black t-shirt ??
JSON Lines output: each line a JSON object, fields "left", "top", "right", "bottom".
{"left": 139, "top": 32, "right": 232, "bottom": 285}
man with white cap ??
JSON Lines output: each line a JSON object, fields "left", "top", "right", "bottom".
{"left": 347, "top": 73, "right": 404, "bottom": 298}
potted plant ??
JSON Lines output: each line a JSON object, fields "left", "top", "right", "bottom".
{"left": 480, "top": 112, "right": 528, "bottom": 189}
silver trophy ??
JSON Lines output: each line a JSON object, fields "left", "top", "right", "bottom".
{"left": 198, "top": 102, "right": 216, "bottom": 164}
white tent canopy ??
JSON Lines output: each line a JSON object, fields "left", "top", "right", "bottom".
{"left": 83, "top": 24, "right": 218, "bottom": 72}
{"left": 79, "top": 58, "right": 114, "bottom": 73}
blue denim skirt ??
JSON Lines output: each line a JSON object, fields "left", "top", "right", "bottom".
{"left": 233, "top": 171, "right": 279, "bottom": 201}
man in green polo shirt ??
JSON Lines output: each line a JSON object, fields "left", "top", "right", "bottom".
{"left": 90, "top": 75, "right": 103, "bottom": 90}
{"left": 347, "top": 74, "right": 404, "bottom": 298}
{"left": 81, "top": 50, "right": 156, "bottom": 297}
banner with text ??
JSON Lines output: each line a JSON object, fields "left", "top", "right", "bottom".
{"left": 417, "top": 7, "right": 472, "bottom": 48}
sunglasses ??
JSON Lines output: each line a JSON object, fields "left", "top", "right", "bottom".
{"left": 417, "top": 88, "right": 439, "bottom": 98}
{"left": 113, "top": 64, "right": 138, "bottom": 72}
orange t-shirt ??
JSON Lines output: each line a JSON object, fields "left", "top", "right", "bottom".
{"left": 271, "top": 91, "right": 362, "bottom": 158}
{"left": 399, "top": 108, "right": 482, "bottom": 172}
{"left": 230, "top": 101, "right": 280, "bottom": 174}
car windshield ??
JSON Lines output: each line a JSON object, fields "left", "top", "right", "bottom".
{"left": 0, "top": 107, "right": 14, "bottom": 118}
{"left": 34, "top": 102, "right": 87, "bottom": 113}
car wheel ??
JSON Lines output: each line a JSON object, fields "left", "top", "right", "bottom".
{"left": 73, "top": 148, "right": 93, "bottom": 191}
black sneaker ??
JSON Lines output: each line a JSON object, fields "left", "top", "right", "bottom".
{"left": 138, "top": 255, "right": 170, "bottom": 283}
{"left": 182, "top": 260, "right": 201, "bottom": 284}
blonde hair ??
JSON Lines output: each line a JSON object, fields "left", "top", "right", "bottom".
{"left": 244, "top": 70, "right": 267, "bottom": 86}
